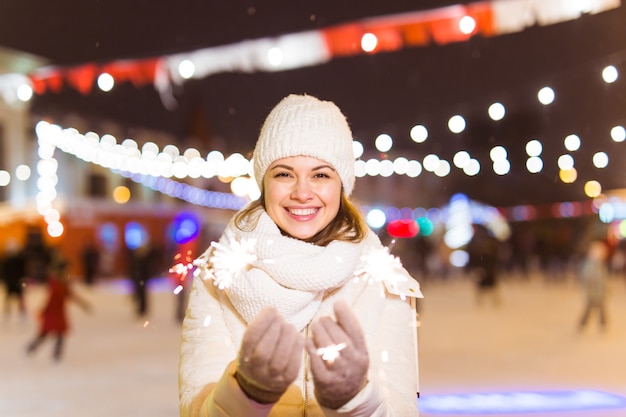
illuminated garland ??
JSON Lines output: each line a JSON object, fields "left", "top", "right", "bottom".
{"left": 117, "top": 170, "right": 247, "bottom": 211}
{"left": 0, "top": 0, "right": 620, "bottom": 103}
{"left": 31, "top": 119, "right": 608, "bottom": 245}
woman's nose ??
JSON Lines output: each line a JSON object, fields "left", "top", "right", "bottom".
{"left": 291, "top": 178, "right": 313, "bottom": 200}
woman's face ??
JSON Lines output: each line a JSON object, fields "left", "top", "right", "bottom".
{"left": 264, "top": 156, "right": 342, "bottom": 240}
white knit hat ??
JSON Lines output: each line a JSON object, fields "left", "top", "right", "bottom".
{"left": 253, "top": 94, "right": 355, "bottom": 196}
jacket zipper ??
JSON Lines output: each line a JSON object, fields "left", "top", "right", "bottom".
{"left": 302, "top": 324, "right": 310, "bottom": 417}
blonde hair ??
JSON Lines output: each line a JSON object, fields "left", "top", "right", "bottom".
{"left": 234, "top": 192, "right": 368, "bottom": 246}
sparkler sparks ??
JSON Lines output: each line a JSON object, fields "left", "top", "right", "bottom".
{"left": 169, "top": 250, "right": 195, "bottom": 294}
{"left": 169, "top": 251, "right": 194, "bottom": 279}
{"left": 316, "top": 342, "right": 347, "bottom": 365}
{"left": 353, "top": 246, "right": 408, "bottom": 293}
{"left": 193, "top": 235, "right": 258, "bottom": 290}
{"left": 170, "top": 261, "right": 193, "bottom": 278}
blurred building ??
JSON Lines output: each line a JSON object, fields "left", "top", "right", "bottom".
{"left": 0, "top": 48, "right": 233, "bottom": 281}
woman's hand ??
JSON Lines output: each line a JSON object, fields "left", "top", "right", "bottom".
{"left": 306, "top": 300, "right": 369, "bottom": 409}
{"left": 235, "top": 307, "right": 304, "bottom": 403}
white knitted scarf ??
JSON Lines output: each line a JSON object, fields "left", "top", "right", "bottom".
{"left": 205, "top": 210, "right": 379, "bottom": 331}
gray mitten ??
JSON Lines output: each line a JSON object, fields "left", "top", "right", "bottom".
{"left": 235, "top": 307, "right": 304, "bottom": 404}
{"left": 306, "top": 300, "right": 369, "bottom": 409}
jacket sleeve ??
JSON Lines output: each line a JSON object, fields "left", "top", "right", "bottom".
{"left": 178, "top": 275, "right": 274, "bottom": 417}
{"left": 322, "top": 287, "right": 419, "bottom": 417}
{"left": 320, "top": 379, "right": 387, "bottom": 417}
{"left": 371, "top": 294, "right": 419, "bottom": 416}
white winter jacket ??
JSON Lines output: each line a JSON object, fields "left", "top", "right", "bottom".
{"left": 179, "top": 276, "right": 420, "bottom": 416}
{"left": 179, "top": 219, "right": 421, "bottom": 416}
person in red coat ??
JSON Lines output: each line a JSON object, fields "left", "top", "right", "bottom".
{"left": 26, "top": 259, "right": 91, "bottom": 361}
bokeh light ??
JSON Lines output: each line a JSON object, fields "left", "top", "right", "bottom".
{"left": 489, "top": 146, "right": 507, "bottom": 161}
{"left": 361, "top": 33, "right": 378, "bottom": 52}
{"left": 422, "top": 154, "right": 439, "bottom": 172}
{"left": 592, "top": 152, "right": 609, "bottom": 168}
{"left": 584, "top": 180, "right": 602, "bottom": 198}
{"left": 526, "top": 139, "right": 543, "bottom": 156}
{"left": 526, "top": 157, "right": 543, "bottom": 173}
{"left": 113, "top": 186, "right": 131, "bottom": 203}
{"left": 352, "top": 140, "right": 364, "bottom": 159}
{"left": 453, "top": 151, "right": 471, "bottom": 168}
{"left": 15, "top": 165, "right": 31, "bottom": 181}
{"left": 0, "top": 170, "right": 10, "bottom": 186}
{"left": 488, "top": 102, "right": 505, "bottom": 121}
{"left": 17, "top": 84, "right": 33, "bottom": 101}
{"left": 178, "top": 59, "right": 195, "bottom": 79}
{"left": 459, "top": 15, "right": 476, "bottom": 34}
{"left": 97, "top": 72, "right": 114, "bottom": 92}
{"left": 375, "top": 134, "right": 393, "bottom": 152}
{"left": 365, "top": 208, "right": 386, "bottom": 229}
{"left": 410, "top": 125, "right": 428, "bottom": 143}
{"left": 611, "top": 126, "right": 626, "bottom": 142}
{"left": 538, "top": 86, "right": 555, "bottom": 105}
{"left": 47, "top": 221, "right": 64, "bottom": 238}
{"left": 448, "top": 115, "right": 466, "bottom": 133}
{"left": 170, "top": 211, "right": 200, "bottom": 244}
{"left": 125, "top": 222, "right": 148, "bottom": 250}
{"left": 267, "top": 47, "right": 283, "bottom": 66}
{"left": 416, "top": 217, "right": 434, "bottom": 236}
{"left": 557, "top": 154, "right": 574, "bottom": 170}
{"left": 602, "top": 65, "right": 618, "bottom": 83}
{"left": 387, "top": 219, "right": 419, "bottom": 238}
{"left": 559, "top": 168, "right": 577, "bottom": 183}
{"left": 564, "top": 134, "right": 581, "bottom": 151}
{"left": 463, "top": 159, "right": 480, "bottom": 176}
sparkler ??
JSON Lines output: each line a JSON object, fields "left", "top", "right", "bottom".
{"left": 193, "top": 235, "right": 258, "bottom": 290}
{"left": 169, "top": 250, "right": 195, "bottom": 294}
{"left": 316, "top": 342, "right": 347, "bottom": 365}
{"left": 353, "top": 246, "right": 408, "bottom": 293}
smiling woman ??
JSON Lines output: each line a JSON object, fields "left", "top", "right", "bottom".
{"left": 179, "top": 94, "right": 423, "bottom": 416}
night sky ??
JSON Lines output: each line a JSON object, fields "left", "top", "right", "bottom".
{"left": 1, "top": 1, "right": 626, "bottom": 208}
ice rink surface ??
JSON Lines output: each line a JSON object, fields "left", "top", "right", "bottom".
{"left": 2, "top": 272, "right": 626, "bottom": 417}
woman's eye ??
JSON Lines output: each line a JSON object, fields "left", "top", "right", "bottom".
{"left": 274, "top": 172, "right": 291, "bottom": 178}
{"left": 314, "top": 171, "right": 332, "bottom": 179}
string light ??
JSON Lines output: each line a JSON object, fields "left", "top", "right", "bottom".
{"left": 0, "top": 0, "right": 616, "bottom": 101}
{"left": 22, "top": 33, "right": 626, "bottom": 240}
{"left": 97, "top": 73, "right": 114, "bottom": 92}
{"left": 538, "top": 86, "right": 556, "bottom": 105}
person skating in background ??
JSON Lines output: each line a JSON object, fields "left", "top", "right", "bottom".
{"left": 81, "top": 243, "right": 100, "bottom": 286}
{"left": 179, "top": 94, "right": 423, "bottom": 416}
{"left": 1, "top": 240, "right": 27, "bottom": 321}
{"left": 577, "top": 239, "right": 610, "bottom": 332}
{"left": 466, "top": 224, "right": 501, "bottom": 306}
{"left": 26, "top": 258, "right": 91, "bottom": 361}
{"left": 128, "top": 241, "right": 159, "bottom": 318}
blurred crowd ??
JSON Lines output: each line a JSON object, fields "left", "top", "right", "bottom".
{"left": 393, "top": 222, "right": 626, "bottom": 286}
{"left": 2, "top": 219, "right": 624, "bottom": 354}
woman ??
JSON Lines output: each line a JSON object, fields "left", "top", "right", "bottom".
{"left": 179, "top": 94, "right": 422, "bottom": 416}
